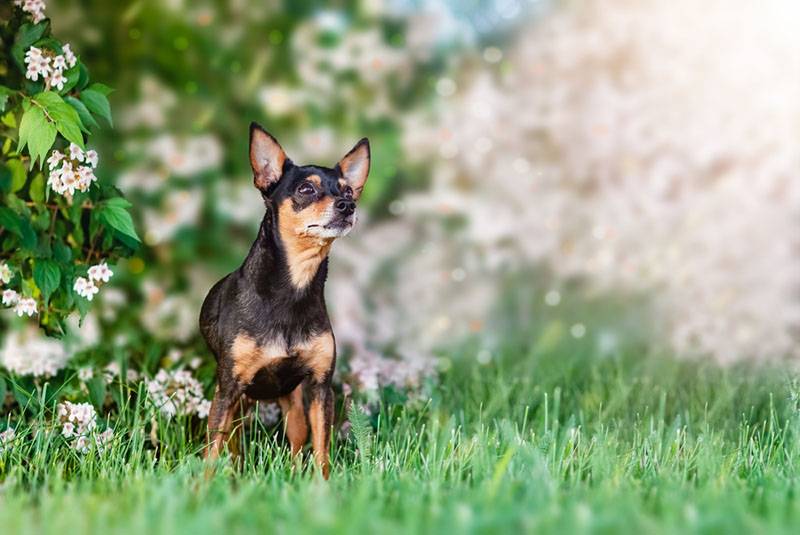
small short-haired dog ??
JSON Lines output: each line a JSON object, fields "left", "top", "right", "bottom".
{"left": 199, "top": 123, "right": 370, "bottom": 478}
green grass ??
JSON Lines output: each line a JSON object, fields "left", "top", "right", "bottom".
{"left": 1, "top": 342, "right": 799, "bottom": 534}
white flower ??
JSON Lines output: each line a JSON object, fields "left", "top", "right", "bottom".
{"left": 17, "top": 0, "right": 47, "bottom": 24}
{"left": 84, "top": 149, "right": 99, "bottom": 168}
{"left": 76, "top": 166, "right": 96, "bottom": 192}
{"left": 0, "top": 263, "right": 12, "bottom": 285}
{"left": 189, "top": 357, "right": 202, "bottom": 369}
{"left": 58, "top": 162, "right": 78, "bottom": 195}
{"left": 48, "top": 69, "right": 66, "bottom": 91}
{"left": 14, "top": 297, "right": 37, "bottom": 317}
{"left": 62, "top": 421, "right": 75, "bottom": 438}
{"left": 78, "top": 366, "right": 94, "bottom": 382}
{"left": 69, "top": 143, "right": 84, "bottom": 162}
{"left": 74, "top": 277, "right": 99, "bottom": 301}
{"left": 2, "top": 289, "right": 19, "bottom": 306}
{"left": 47, "top": 150, "right": 64, "bottom": 170}
{"left": 52, "top": 54, "right": 66, "bottom": 71}
{"left": 74, "top": 435, "right": 90, "bottom": 453}
{"left": 0, "top": 428, "right": 16, "bottom": 453}
{"left": 196, "top": 399, "right": 211, "bottom": 419}
{"left": 94, "top": 428, "right": 114, "bottom": 452}
{"left": 24, "top": 51, "right": 51, "bottom": 82}
{"left": 88, "top": 262, "right": 113, "bottom": 283}
{"left": 62, "top": 44, "right": 77, "bottom": 68}
{"left": 23, "top": 44, "right": 41, "bottom": 58}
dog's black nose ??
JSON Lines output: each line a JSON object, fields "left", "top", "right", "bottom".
{"left": 335, "top": 198, "right": 355, "bottom": 216}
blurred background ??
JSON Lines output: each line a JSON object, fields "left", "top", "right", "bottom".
{"left": 5, "top": 0, "right": 799, "bottom": 401}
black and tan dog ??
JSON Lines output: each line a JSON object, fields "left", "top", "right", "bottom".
{"left": 199, "top": 123, "right": 370, "bottom": 478}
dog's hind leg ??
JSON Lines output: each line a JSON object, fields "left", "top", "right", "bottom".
{"left": 279, "top": 383, "right": 308, "bottom": 456}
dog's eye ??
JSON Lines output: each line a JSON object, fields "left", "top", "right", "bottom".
{"left": 297, "top": 182, "right": 316, "bottom": 196}
{"left": 342, "top": 186, "right": 353, "bottom": 200}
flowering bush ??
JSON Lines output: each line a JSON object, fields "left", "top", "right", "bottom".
{"left": 0, "top": 1, "right": 137, "bottom": 336}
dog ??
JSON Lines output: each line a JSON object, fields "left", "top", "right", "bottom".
{"left": 199, "top": 123, "right": 370, "bottom": 478}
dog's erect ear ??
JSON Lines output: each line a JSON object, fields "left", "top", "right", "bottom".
{"left": 250, "top": 122, "right": 287, "bottom": 191}
{"left": 336, "top": 138, "right": 370, "bottom": 201}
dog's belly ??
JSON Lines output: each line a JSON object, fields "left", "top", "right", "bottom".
{"left": 244, "top": 358, "right": 308, "bottom": 400}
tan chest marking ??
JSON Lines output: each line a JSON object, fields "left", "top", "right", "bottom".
{"left": 277, "top": 197, "right": 334, "bottom": 289}
{"left": 294, "top": 331, "right": 335, "bottom": 381}
{"left": 231, "top": 333, "right": 287, "bottom": 384}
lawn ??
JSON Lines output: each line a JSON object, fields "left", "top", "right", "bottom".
{"left": 1, "top": 341, "right": 798, "bottom": 535}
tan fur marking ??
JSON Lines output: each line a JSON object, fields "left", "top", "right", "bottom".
{"left": 295, "top": 331, "right": 335, "bottom": 381}
{"left": 278, "top": 199, "right": 335, "bottom": 289}
{"left": 231, "top": 333, "right": 286, "bottom": 384}
{"left": 308, "top": 398, "right": 330, "bottom": 478}
{"left": 278, "top": 384, "right": 308, "bottom": 456}
{"left": 306, "top": 174, "right": 322, "bottom": 188}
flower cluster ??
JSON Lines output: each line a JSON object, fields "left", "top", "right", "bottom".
{"left": 13, "top": 0, "right": 46, "bottom": 24}
{"left": 23, "top": 44, "right": 76, "bottom": 91}
{"left": 2, "top": 288, "right": 38, "bottom": 317}
{"left": 56, "top": 401, "right": 114, "bottom": 454}
{"left": 47, "top": 144, "right": 99, "bottom": 196}
{"left": 73, "top": 261, "right": 113, "bottom": 301}
{"left": 146, "top": 368, "right": 211, "bottom": 419}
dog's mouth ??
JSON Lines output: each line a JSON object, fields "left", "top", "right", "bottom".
{"left": 304, "top": 215, "right": 355, "bottom": 238}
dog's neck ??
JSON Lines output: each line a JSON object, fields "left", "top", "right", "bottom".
{"left": 241, "top": 207, "right": 331, "bottom": 298}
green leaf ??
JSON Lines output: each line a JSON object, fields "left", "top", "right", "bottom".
{"left": 7, "top": 159, "right": 28, "bottom": 192}
{"left": 87, "top": 82, "right": 114, "bottom": 96}
{"left": 59, "top": 63, "right": 82, "bottom": 95}
{"left": 80, "top": 89, "right": 112, "bottom": 127}
{"left": 11, "top": 21, "right": 49, "bottom": 69}
{"left": 33, "top": 91, "right": 85, "bottom": 148}
{"left": 29, "top": 172, "right": 45, "bottom": 203}
{"left": 77, "top": 63, "right": 90, "bottom": 91}
{"left": 53, "top": 240, "right": 72, "bottom": 263}
{"left": 0, "top": 207, "right": 36, "bottom": 250}
{"left": 65, "top": 96, "right": 98, "bottom": 131}
{"left": 18, "top": 105, "right": 56, "bottom": 168}
{"left": 87, "top": 376, "right": 107, "bottom": 410}
{"left": 33, "top": 259, "right": 60, "bottom": 304}
{"left": 98, "top": 197, "right": 140, "bottom": 242}
{"left": 0, "top": 86, "right": 12, "bottom": 113}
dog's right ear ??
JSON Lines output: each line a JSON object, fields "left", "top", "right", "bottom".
{"left": 250, "top": 122, "right": 287, "bottom": 191}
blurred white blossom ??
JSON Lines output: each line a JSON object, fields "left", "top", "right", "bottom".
{"left": 390, "top": 0, "right": 800, "bottom": 363}
{"left": 146, "top": 368, "right": 209, "bottom": 419}
{"left": 0, "top": 428, "right": 16, "bottom": 453}
{"left": 0, "top": 327, "right": 69, "bottom": 377}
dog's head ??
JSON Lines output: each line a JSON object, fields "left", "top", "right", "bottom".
{"left": 249, "top": 122, "right": 370, "bottom": 241}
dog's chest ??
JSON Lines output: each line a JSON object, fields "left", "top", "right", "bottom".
{"left": 230, "top": 330, "right": 335, "bottom": 400}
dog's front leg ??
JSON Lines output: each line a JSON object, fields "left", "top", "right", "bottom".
{"left": 205, "top": 381, "right": 244, "bottom": 461}
{"left": 307, "top": 379, "right": 334, "bottom": 479}
{"left": 279, "top": 383, "right": 308, "bottom": 456}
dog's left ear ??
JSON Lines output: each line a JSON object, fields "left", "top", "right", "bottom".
{"left": 336, "top": 138, "right": 370, "bottom": 201}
